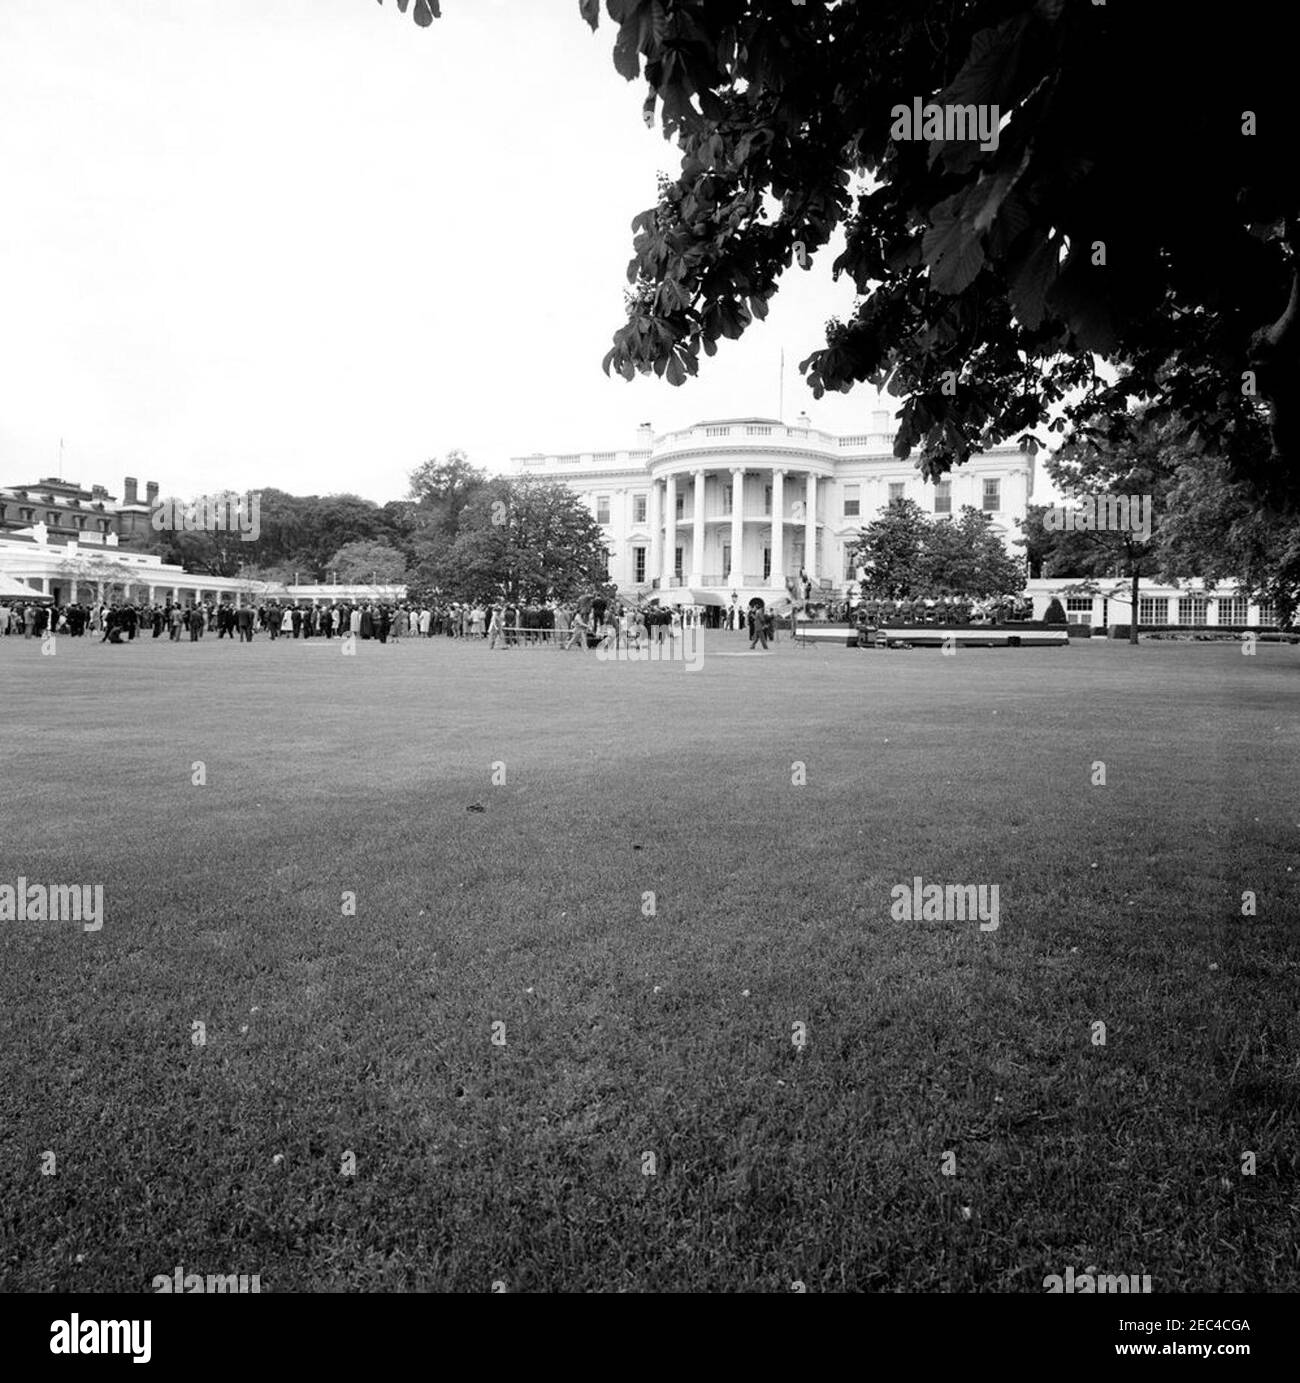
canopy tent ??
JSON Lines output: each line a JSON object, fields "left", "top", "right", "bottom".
{"left": 682, "top": 588, "right": 726, "bottom": 607}
{"left": 0, "top": 572, "right": 53, "bottom": 602}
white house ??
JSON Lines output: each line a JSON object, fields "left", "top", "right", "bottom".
{"left": 511, "top": 413, "right": 1035, "bottom": 608}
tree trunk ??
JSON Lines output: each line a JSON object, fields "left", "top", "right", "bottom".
{"left": 1130, "top": 570, "right": 1139, "bottom": 646}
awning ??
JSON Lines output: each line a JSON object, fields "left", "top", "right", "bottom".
{"left": 0, "top": 572, "right": 53, "bottom": 602}
{"left": 682, "top": 588, "right": 726, "bottom": 607}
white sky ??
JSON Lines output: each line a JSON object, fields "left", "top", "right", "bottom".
{"left": 0, "top": 0, "right": 902, "bottom": 505}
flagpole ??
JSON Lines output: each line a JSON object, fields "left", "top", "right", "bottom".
{"left": 779, "top": 348, "right": 784, "bottom": 422}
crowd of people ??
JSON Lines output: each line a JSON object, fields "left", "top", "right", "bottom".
{"left": 0, "top": 596, "right": 758, "bottom": 647}
{"left": 853, "top": 594, "right": 1035, "bottom": 626}
{"left": 2, "top": 591, "right": 1037, "bottom": 648}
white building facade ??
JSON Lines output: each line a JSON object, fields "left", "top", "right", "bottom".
{"left": 1025, "top": 578, "right": 1281, "bottom": 629}
{"left": 512, "top": 414, "right": 1036, "bottom": 606}
{"left": 0, "top": 530, "right": 402, "bottom": 608}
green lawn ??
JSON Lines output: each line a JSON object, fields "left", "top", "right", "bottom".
{"left": 1, "top": 629, "right": 1296, "bottom": 1292}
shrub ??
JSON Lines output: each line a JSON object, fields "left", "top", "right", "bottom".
{"left": 1043, "top": 597, "right": 1068, "bottom": 624}
{"left": 1108, "top": 623, "right": 1290, "bottom": 639}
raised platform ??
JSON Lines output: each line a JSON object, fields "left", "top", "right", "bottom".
{"left": 874, "top": 623, "right": 1070, "bottom": 648}
{"left": 792, "top": 623, "right": 1071, "bottom": 648}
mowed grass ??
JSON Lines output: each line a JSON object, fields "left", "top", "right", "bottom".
{"left": 0, "top": 629, "right": 1297, "bottom": 1293}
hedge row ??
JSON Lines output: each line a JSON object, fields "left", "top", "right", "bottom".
{"left": 1106, "top": 623, "right": 1293, "bottom": 640}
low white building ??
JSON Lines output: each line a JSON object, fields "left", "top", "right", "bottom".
{"left": 511, "top": 414, "right": 1035, "bottom": 607}
{"left": 1027, "top": 578, "right": 1279, "bottom": 629}
{"left": 0, "top": 529, "right": 401, "bottom": 607}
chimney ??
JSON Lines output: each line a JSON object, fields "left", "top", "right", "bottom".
{"left": 637, "top": 421, "right": 654, "bottom": 445}
{"left": 146, "top": 481, "right": 159, "bottom": 505}
{"left": 91, "top": 485, "right": 108, "bottom": 500}
{"left": 123, "top": 476, "right": 138, "bottom": 506}
{"left": 796, "top": 411, "right": 811, "bottom": 429}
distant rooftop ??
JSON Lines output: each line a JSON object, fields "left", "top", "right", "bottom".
{"left": 690, "top": 417, "right": 784, "bottom": 428}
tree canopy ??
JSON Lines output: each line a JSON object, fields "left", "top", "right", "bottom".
{"left": 328, "top": 539, "right": 409, "bottom": 584}
{"left": 409, "top": 476, "right": 611, "bottom": 605}
{"left": 851, "top": 497, "right": 1024, "bottom": 601}
{"left": 380, "top": 0, "right": 1300, "bottom": 507}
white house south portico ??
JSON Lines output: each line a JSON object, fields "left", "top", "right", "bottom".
{"left": 649, "top": 419, "right": 833, "bottom": 600}
{"left": 513, "top": 413, "right": 1035, "bottom": 607}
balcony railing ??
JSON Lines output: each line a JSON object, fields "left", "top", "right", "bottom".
{"left": 654, "top": 423, "right": 840, "bottom": 451}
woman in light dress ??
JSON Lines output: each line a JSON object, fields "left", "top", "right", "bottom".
{"left": 470, "top": 605, "right": 486, "bottom": 638}
{"left": 280, "top": 608, "right": 293, "bottom": 635}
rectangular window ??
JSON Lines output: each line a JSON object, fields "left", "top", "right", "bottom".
{"left": 888, "top": 482, "right": 905, "bottom": 504}
{"left": 722, "top": 487, "right": 733, "bottom": 516}
{"left": 1217, "top": 595, "right": 1248, "bottom": 624}
{"left": 675, "top": 492, "right": 684, "bottom": 520}
{"left": 764, "top": 485, "right": 772, "bottom": 515}
{"left": 843, "top": 484, "right": 860, "bottom": 518}
{"left": 633, "top": 547, "right": 646, "bottom": 583}
{"left": 1178, "top": 595, "right": 1208, "bottom": 626}
{"left": 632, "top": 494, "right": 647, "bottom": 524}
{"left": 1138, "top": 596, "right": 1166, "bottom": 625}
{"left": 934, "top": 481, "right": 952, "bottom": 515}
{"left": 596, "top": 495, "right": 610, "bottom": 525}
{"left": 982, "top": 478, "right": 1000, "bottom": 511}
{"left": 1257, "top": 602, "right": 1277, "bottom": 626}
{"left": 845, "top": 550, "right": 857, "bottom": 580}
{"left": 722, "top": 543, "right": 731, "bottom": 574}
{"left": 1066, "top": 596, "right": 1093, "bottom": 625}
{"left": 674, "top": 547, "right": 683, "bottom": 580}
{"left": 763, "top": 547, "right": 771, "bottom": 579}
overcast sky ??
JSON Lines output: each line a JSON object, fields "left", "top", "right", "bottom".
{"left": 1, "top": 0, "right": 915, "bottom": 506}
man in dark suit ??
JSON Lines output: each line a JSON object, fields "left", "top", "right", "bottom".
{"left": 748, "top": 603, "right": 768, "bottom": 650}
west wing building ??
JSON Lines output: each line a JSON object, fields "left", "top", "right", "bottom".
{"left": 511, "top": 414, "right": 1035, "bottom": 605}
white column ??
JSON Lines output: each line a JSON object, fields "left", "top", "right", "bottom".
{"left": 804, "top": 473, "right": 817, "bottom": 584}
{"left": 663, "top": 474, "right": 677, "bottom": 586}
{"left": 728, "top": 468, "right": 744, "bottom": 587}
{"left": 690, "top": 469, "right": 706, "bottom": 585}
{"left": 649, "top": 479, "right": 663, "bottom": 588}
{"left": 770, "top": 468, "right": 785, "bottom": 587}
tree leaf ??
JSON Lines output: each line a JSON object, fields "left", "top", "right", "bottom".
{"left": 613, "top": 23, "right": 641, "bottom": 81}
{"left": 922, "top": 202, "right": 986, "bottom": 295}
{"left": 1006, "top": 237, "right": 1058, "bottom": 330}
